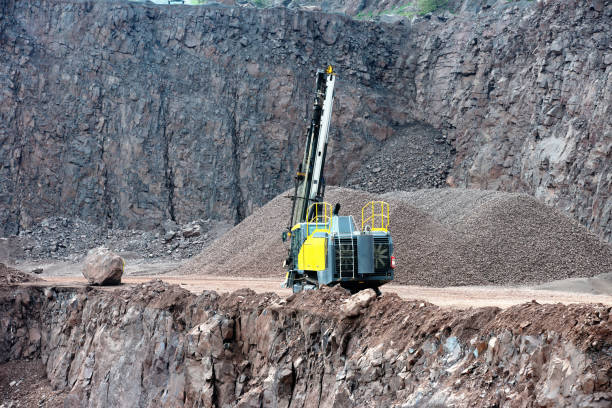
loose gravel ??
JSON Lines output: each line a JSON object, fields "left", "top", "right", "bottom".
{"left": 179, "top": 187, "right": 612, "bottom": 286}
{"left": 343, "top": 122, "right": 453, "bottom": 193}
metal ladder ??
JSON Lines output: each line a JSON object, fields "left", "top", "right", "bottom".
{"left": 338, "top": 221, "right": 356, "bottom": 278}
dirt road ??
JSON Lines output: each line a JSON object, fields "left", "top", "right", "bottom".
{"left": 27, "top": 275, "right": 612, "bottom": 309}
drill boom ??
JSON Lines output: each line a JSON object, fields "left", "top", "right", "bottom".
{"left": 288, "top": 69, "right": 336, "bottom": 228}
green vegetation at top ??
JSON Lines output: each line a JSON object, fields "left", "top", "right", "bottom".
{"left": 416, "top": 0, "right": 448, "bottom": 14}
{"left": 190, "top": 0, "right": 271, "bottom": 6}
{"left": 355, "top": 0, "right": 448, "bottom": 20}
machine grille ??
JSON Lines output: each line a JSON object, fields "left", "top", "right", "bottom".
{"left": 373, "top": 236, "right": 391, "bottom": 275}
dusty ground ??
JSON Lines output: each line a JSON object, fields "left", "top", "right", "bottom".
{"left": 9, "top": 258, "right": 612, "bottom": 308}
{"left": 12, "top": 259, "right": 183, "bottom": 278}
{"left": 0, "top": 360, "right": 65, "bottom": 408}
{"left": 17, "top": 273, "right": 612, "bottom": 309}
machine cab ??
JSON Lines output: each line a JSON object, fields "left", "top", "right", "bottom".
{"left": 287, "top": 202, "right": 332, "bottom": 272}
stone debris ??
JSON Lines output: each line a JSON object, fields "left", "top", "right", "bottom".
{"left": 82, "top": 247, "right": 124, "bottom": 285}
{"left": 181, "top": 222, "right": 202, "bottom": 238}
{"left": 0, "top": 263, "right": 41, "bottom": 285}
{"left": 4, "top": 216, "right": 231, "bottom": 263}
{"left": 341, "top": 288, "right": 377, "bottom": 318}
{"left": 0, "top": 360, "right": 66, "bottom": 407}
{"left": 343, "top": 123, "right": 454, "bottom": 193}
{"left": 181, "top": 187, "right": 612, "bottom": 286}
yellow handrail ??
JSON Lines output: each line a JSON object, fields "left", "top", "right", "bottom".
{"left": 361, "top": 201, "right": 390, "bottom": 232}
{"left": 306, "top": 202, "right": 332, "bottom": 235}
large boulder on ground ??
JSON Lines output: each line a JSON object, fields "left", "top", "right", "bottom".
{"left": 82, "top": 247, "right": 124, "bottom": 285}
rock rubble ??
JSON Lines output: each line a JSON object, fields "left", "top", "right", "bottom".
{"left": 0, "top": 263, "right": 41, "bottom": 286}
{"left": 1, "top": 216, "right": 231, "bottom": 263}
{"left": 0, "top": 360, "right": 66, "bottom": 408}
{"left": 344, "top": 123, "right": 454, "bottom": 193}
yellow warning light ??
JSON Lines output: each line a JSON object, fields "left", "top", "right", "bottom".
{"left": 326, "top": 65, "right": 334, "bottom": 74}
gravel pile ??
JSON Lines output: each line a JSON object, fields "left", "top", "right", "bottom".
{"left": 6, "top": 217, "right": 231, "bottom": 262}
{"left": 0, "top": 361, "right": 67, "bottom": 407}
{"left": 178, "top": 188, "right": 378, "bottom": 279}
{"left": 382, "top": 189, "right": 612, "bottom": 286}
{"left": 343, "top": 123, "right": 454, "bottom": 193}
{"left": 180, "top": 187, "right": 612, "bottom": 287}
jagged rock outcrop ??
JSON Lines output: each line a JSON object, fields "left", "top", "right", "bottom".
{"left": 1, "top": 282, "right": 611, "bottom": 406}
{"left": 1, "top": 0, "right": 610, "bottom": 241}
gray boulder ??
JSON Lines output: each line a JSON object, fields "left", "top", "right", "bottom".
{"left": 82, "top": 247, "right": 124, "bottom": 285}
{"left": 182, "top": 223, "right": 202, "bottom": 238}
{"left": 162, "top": 219, "right": 179, "bottom": 235}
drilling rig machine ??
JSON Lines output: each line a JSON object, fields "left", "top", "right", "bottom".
{"left": 282, "top": 66, "right": 396, "bottom": 295}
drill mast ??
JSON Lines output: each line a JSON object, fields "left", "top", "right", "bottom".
{"left": 288, "top": 67, "right": 336, "bottom": 229}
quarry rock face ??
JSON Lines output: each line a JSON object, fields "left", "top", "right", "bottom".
{"left": 0, "top": 0, "right": 610, "bottom": 242}
{"left": 1, "top": 282, "right": 610, "bottom": 407}
{"left": 82, "top": 247, "right": 124, "bottom": 285}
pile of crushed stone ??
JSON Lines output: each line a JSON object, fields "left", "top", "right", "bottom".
{"left": 0, "top": 263, "right": 42, "bottom": 285}
{"left": 179, "top": 187, "right": 612, "bottom": 287}
{"left": 343, "top": 122, "right": 453, "bottom": 193}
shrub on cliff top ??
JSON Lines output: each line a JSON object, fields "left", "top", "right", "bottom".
{"left": 417, "top": 0, "right": 448, "bottom": 14}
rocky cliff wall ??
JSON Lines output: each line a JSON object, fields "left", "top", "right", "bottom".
{"left": 410, "top": 0, "right": 611, "bottom": 242}
{"left": 0, "top": 0, "right": 421, "bottom": 233}
{"left": 1, "top": 0, "right": 610, "bottom": 241}
{"left": 2, "top": 282, "right": 611, "bottom": 407}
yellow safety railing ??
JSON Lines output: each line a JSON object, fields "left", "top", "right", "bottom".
{"left": 306, "top": 202, "right": 332, "bottom": 234}
{"left": 361, "top": 201, "right": 390, "bottom": 232}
